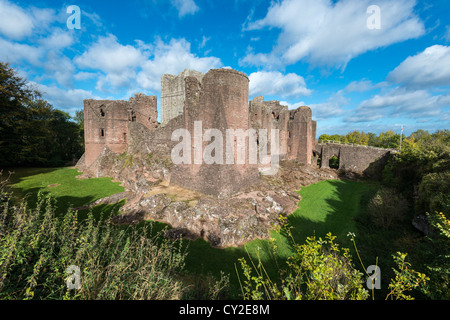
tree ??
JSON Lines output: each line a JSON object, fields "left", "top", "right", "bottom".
{"left": 346, "top": 130, "right": 369, "bottom": 145}
{"left": 378, "top": 130, "right": 400, "bottom": 149}
{"left": 0, "top": 62, "right": 84, "bottom": 167}
{"left": 367, "top": 132, "right": 380, "bottom": 147}
{"left": 0, "top": 62, "right": 41, "bottom": 166}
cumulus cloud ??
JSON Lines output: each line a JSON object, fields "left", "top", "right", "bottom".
{"left": 241, "top": 0, "right": 425, "bottom": 69}
{"left": 346, "top": 87, "right": 450, "bottom": 122}
{"left": 248, "top": 71, "right": 311, "bottom": 98}
{"left": 308, "top": 91, "right": 348, "bottom": 121}
{"left": 33, "top": 82, "right": 100, "bottom": 113}
{"left": 73, "top": 36, "right": 222, "bottom": 92}
{"left": 74, "top": 34, "right": 152, "bottom": 91}
{"left": 75, "top": 34, "right": 147, "bottom": 74}
{"left": 0, "top": 0, "right": 34, "bottom": 40}
{"left": 387, "top": 45, "right": 450, "bottom": 88}
{"left": 136, "top": 38, "right": 222, "bottom": 91}
{"left": 171, "top": 0, "right": 199, "bottom": 17}
{"left": 0, "top": 38, "right": 43, "bottom": 65}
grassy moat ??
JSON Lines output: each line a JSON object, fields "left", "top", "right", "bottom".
{"left": 3, "top": 166, "right": 425, "bottom": 299}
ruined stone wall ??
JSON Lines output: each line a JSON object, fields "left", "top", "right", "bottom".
{"left": 249, "top": 96, "right": 290, "bottom": 158}
{"left": 318, "top": 143, "right": 393, "bottom": 176}
{"left": 160, "top": 69, "right": 204, "bottom": 127}
{"left": 249, "top": 96, "right": 316, "bottom": 166}
{"left": 82, "top": 68, "right": 318, "bottom": 197}
{"left": 83, "top": 93, "right": 157, "bottom": 167}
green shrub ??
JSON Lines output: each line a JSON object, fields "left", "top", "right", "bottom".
{"left": 422, "top": 212, "right": 450, "bottom": 299}
{"left": 236, "top": 217, "right": 369, "bottom": 300}
{"left": 417, "top": 173, "right": 450, "bottom": 214}
{"left": 0, "top": 183, "right": 187, "bottom": 300}
{"left": 367, "top": 187, "right": 409, "bottom": 230}
{"left": 236, "top": 217, "right": 429, "bottom": 300}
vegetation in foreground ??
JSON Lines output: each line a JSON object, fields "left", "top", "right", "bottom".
{"left": 2, "top": 167, "right": 449, "bottom": 300}
{"left": 0, "top": 174, "right": 231, "bottom": 300}
{"left": 237, "top": 217, "right": 429, "bottom": 300}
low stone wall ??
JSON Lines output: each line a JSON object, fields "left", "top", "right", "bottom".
{"left": 317, "top": 143, "right": 394, "bottom": 177}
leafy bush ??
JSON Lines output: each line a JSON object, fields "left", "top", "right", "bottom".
{"left": 417, "top": 173, "right": 450, "bottom": 215}
{"left": 236, "top": 217, "right": 369, "bottom": 300}
{"left": 0, "top": 183, "right": 187, "bottom": 300}
{"left": 236, "top": 217, "right": 429, "bottom": 300}
{"left": 367, "top": 187, "right": 410, "bottom": 230}
{"left": 422, "top": 212, "right": 450, "bottom": 299}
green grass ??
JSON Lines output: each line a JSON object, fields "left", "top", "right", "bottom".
{"left": 5, "top": 167, "right": 124, "bottom": 217}
{"left": 3, "top": 167, "right": 380, "bottom": 298}
{"left": 183, "top": 179, "right": 380, "bottom": 294}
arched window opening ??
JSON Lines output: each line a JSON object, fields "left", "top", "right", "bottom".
{"left": 329, "top": 155, "right": 339, "bottom": 169}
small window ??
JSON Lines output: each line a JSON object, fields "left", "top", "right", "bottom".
{"left": 272, "top": 112, "right": 279, "bottom": 120}
{"left": 100, "top": 128, "right": 105, "bottom": 137}
{"left": 100, "top": 108, "right": 105, "bottom": 117}
{"left": 123, "top": 132, "right": 127, "bottom": 142}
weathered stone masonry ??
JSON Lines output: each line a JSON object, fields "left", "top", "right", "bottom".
{"left": 249, "top": 96, "right": 317, "bottom": 165}
{"left": 82, "top": 68, "right": 318, "bottom": 197}
{"left": 317, "top": 142, "right": 395, "bottom": 177}
{"left": 84, "top": 93, "right": 158, "bottom": 167}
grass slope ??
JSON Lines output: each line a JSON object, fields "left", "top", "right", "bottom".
{"left": 6, "top": 167, "right": 124, "bottom": 217}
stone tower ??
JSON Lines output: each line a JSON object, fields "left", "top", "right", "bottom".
{"left": 160, "top": 69, "right": 204, "bottom": 127}
{"left": 83, "top": 93, "right": 157, "bottom": 167}
{"left": 170, "top": 68, "right": 260, "bottom": 197}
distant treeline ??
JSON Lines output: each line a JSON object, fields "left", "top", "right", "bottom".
{"left": 318, "top": 129, "right": 447, "bottom": 149}
{"left": 0, "top": 62, "right": 84, "bottom": 167}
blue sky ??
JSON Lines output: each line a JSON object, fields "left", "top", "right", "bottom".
{"left": 0, "top": 0, "right": 449, "bottom": 136}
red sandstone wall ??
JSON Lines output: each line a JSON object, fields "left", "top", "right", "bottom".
{"left": 171, "top": 68, "right": 260, "bottom": 196}
{"left": 83, "top": 94, "right": 157, "bottom": 167}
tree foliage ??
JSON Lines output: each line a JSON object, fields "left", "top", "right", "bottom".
{"left": 0, "top": 62, "right": 84, "bottom": 167}
{"left": 319, "top": 130, "right": 401, "bottom": 149}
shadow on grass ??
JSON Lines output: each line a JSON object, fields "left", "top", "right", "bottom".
{"left": 5, "top": 167, "right": 125, "bottom": 218}
{"left": 182, "top": 179, "right": 382, "bottom": 298}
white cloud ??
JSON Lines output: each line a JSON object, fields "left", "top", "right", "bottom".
{"left": 0, "top": 38, "right": 43, "bottom": 65}
{"left": 0, "top": 0, "right": 34, "bottom": 40}
{"left": 33, "top": 82, "right": 100, "bottom": 113}
{"left": 387, "top": 45, "right": 450, "bottom": 88}
{"left": 241, "top": 0, "right": 425, "bottom": 69}
{"left": 75, "top": 34, "right": 147, "bottom": 74}
{"left": 308, "top": 91, "right": 348, "bottom": 120}
{"left": 136, "top": 38, "right": 222, "bottom": 91}
{"left": 248, "top": 71, "right": 311, "bottom": 98}
{"left": 171, "top": 0, "right": 199, "bottom": 18}
{"left": 38, "top": 28, "right": 74, "bottom": 49}
{"left": 74, "top": 34, "right": 150, "bottom": 91}
{"left": 346, "top": 87, "right": 450, "bottom": 122}
{"left": 74, "top": 36, "right": 222, "bottom": 92}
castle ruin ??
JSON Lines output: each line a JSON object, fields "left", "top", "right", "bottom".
{"left": 77, "top": 67, "right": 393, "bottom": 247}
{"left": 81, "top": 68, "right": 317, "bottom": 197}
